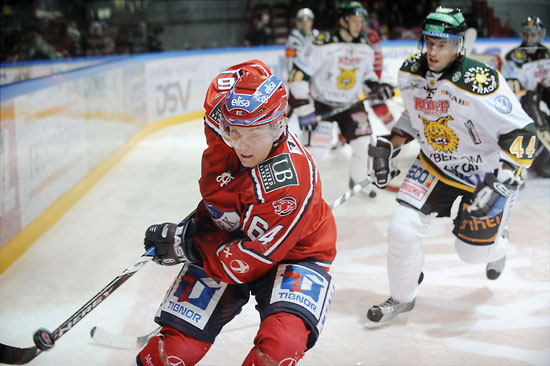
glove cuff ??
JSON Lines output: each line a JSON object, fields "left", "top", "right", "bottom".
{"left": 176, "top": 218, "right": 203, "bottom": 264}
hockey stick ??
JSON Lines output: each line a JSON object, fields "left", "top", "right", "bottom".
{"left": 90, "top": 177, "right": 374, "bottom": 350}
{"left": 329, "top": 177, "right": 372, "bottom": 209}
{"left": 464, "top": 27, "right": 477, "bottom": 56}
{"left": 0, "top": 247, "right": 155, "bottom": 365}
{"left": 304, "top": 97, "right": 370, "bottom": 146}
{"left": 90, "top": 325, "right": 161, "bottom": 350}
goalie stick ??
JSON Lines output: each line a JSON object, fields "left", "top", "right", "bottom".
{"left": 0, "top": 247, "right": 155, "bottom": 365}
{"left": 90, "top": 177, "right": 373, "bottom": 349}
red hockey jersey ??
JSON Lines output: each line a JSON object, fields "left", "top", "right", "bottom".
{"left": 194, "top": 60, "right": 337, "bottom": 284}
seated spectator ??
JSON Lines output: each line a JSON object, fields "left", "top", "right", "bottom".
{"left": 245, "top": 11, "right": 275, "bottom": 46}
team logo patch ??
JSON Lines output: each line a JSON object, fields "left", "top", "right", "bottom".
{"left": 337, "top": 67, "right": 358, "bottom": 90}
{"left": 208, "top": 99, "right": 223, "bottom": 124}
{"left": 216, "top": 171, "right": 234, "bottom": 187}
{"left": 271, "top": 264, "right": 330, "bottom": 320}
{"left": 286, "top": 139, "right": 302, "bottom": 154}
{"left": 205, "top": 203, "right": 240, "bottom": 232}
{"left": 464, "top": 66, "right": 498, "bottom": 95}
{"left": 230, "top": 259, "right": 249, "bottom": 274}
{"left": 421, "top": 115, "right": 459, "bottom": 152}
{"left": 494, "top": 95, "right": 512, "bottom": 114}
{"left": 452, "top": 71, "right": 461, "bottom": 82}
{"left": 511, "top": 49, "right": 527, "bottom": 64}
{"left": 161, "top": 264, "right": 227, "bottom": 330}
{"left": 258, "top": 153, "right": 299, "bottom": 193}
{"left": 273, "top": 197, "right": 297, "bottom": 216}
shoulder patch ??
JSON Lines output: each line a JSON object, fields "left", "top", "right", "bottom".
{"left": 313, "top": 32, "right": 330, "bottom": 45}
{"left": 448, "top": 59, "right": 499, "bottom": 95}
{"left": 510, "top": 49, "right": 527, "bottom": 64}
{"left": 208, "top": 98, "right": 223, "bottom": 124}
{"left": 400, "top": 53, "right": 423, "bottom": 74}
{"left": 257, "top": 153, "right": 299, "bottom": 193}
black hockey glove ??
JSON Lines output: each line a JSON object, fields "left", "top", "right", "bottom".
{"left": 144, "top": 218, "right": 202, "bottom": 266}
{"left": 364, "top": 81, "right": 395, "bottom": 101}
{"left": 467, "top": 170, "right": 520, "bottom": 219}
{"left": 368, "top": 136, "right": 401, "bottom": 188}
{"left": 521, "top": 88, "right": 550, "bottom": 151}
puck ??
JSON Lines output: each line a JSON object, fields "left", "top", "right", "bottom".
{"left": 33, "top": 328, "right": 55, "bottom": 351}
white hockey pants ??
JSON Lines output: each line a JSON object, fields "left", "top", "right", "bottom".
{"left": 387, "top": 204, "right": 510, "bottom": 303}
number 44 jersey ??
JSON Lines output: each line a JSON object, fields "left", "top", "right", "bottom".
{"left": 395, "top": 54, "right": 538, "bottom": 192}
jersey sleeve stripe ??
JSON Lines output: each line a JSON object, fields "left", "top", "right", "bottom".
{"left": 242, "top": 204, "right": 253, "bottom": 230}
{"left": 250, "top": 169, "right": 265, "bottom": 203}
{"left": 237, "top": 242, "right": 275, "bottom": 264}
{"left": 220, "top": 260, "right": 244, "bottom": 284}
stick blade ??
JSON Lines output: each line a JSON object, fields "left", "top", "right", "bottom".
{"left": 90, "top": 326, "right": 158, "bottom": 350}
{"left": 0, "top": 343, "right": 40, "bottom": 365}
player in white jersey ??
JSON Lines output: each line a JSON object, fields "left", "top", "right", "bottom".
{"left": 288, "top": 1, "right": 394, "bottom": 198}
{"left": 284, "top": 8, "right": 319, "bottom": 80}
{"left": 501, "top": 16, "right": 550, "bottom": 177}
{"left": 365, "top": 7, "right": 537, "bottom": 326}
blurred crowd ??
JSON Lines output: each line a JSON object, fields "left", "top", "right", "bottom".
{"left": 0, "top": 1, "right": 163, "bottom": 63}
{"left": 0, "top": 0, "right": 526, "bottom": 63}
{"left": 245, "top": 0, "right": 442, "bottom": 46}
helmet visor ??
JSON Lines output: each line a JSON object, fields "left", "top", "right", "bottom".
{"left": 221, "top": 116, "right": 287, "bottom": 150}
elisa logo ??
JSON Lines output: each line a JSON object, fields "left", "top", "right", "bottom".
{"left": 231, "top": 96, "right": 250, "bottom": 108}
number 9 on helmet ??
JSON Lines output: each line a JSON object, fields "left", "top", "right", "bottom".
{"left": 220, "top": 74, "right": 288, "bottom": 150}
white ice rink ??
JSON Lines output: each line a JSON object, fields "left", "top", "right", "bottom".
{"left": 1, "top": 103, "right": 549, "bottom": 365}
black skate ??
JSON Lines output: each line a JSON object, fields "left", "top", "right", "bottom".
{"left": 486, "top": 255, "right": 506, "bottom": 280}
{"left": 366, "top": 272, "right": 424, "bottom": 327}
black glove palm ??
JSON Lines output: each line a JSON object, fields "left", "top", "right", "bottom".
{"left": 364, "top": 81, "right": 395, "bottom": 101}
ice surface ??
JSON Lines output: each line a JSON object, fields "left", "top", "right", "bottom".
{"left": 1, "top": 100, "right": 548, "bottom": 365}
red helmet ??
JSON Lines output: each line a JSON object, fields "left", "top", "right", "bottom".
{"left": 220, "top": 74, "right": 288, "bottom": 149}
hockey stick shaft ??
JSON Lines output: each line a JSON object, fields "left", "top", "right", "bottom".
{"left": 317, "top": 97, "right": 368, "bottom": 122}
{"left": 329, "top": 177, "right": 372, "bottom": 210}
{"left": 0, "top": 248, "right": 155, "bottom": 365}
{"left": 304, "top": 98, "right": 368, "bottom": 147}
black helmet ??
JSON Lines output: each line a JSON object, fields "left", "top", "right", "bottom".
{"left": 338, "top": 1, "right": 368, "bottom": 20}
{"left": 420, "top": 7, "right": 467, "bottom": 41}
{"left": 521, "top": 16, "right": 545, "bottom": 46}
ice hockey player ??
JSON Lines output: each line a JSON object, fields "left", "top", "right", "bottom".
{"left": 365, "top": 22, "right": 395, "bottom": 127}
{"left": 136, "top": 60, "right": 337, "bottom": 365}
{"left": 365, "top": 7, "right": 537, "bottom": 326}
{"left": 288, "top": 1, "right": 395, "bottom": 198}
{"left": 501, "top": 16, "right": 550, "bottom": 177}
{"left": 284, "top": 8, "right": 319, "bottom": 80}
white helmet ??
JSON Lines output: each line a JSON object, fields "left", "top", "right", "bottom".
{"left": 296, "top": 8, "right": 314, "bottom": 21}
